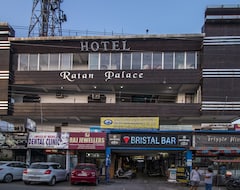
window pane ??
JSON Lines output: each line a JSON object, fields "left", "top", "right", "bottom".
{"left": 111, "top": 53, "right": 121, "bottom": 69}
{"left": 89, "top": 53, "right": 99, "bottom": 70}
{"left": 39, "top": 54, "right": 48, "bottom": 70}
{"left": 19, "top": 54, "right": 28, "bottom": 71}
{"left": 122, "top": 53, "right": 131, "bottom": 69}
{"left": 186, "top": 52, "right": 195, "bottom": 69}
{"left": 60, "top": 53, "right": 71, "bottom": 70}
{"left": 153, "top": 53, "right": 162, "bottom": 69}
{"left": 164, "top": 52, "right": 173, "bottom": 69}
{"left": 29, "top": 54, "right": 38, "bottom": 70}
{"left": 175, "top": 52, "right": 185, "bottom": 69}
{"left": 142, "top": 52, "right": 152, "bottom": 69}
{"left": 132, "top": 52, "right": 141, "bottom": 69}
{"left": 49, "top": 54, "right": 59, "bottom": 70}
{"left": 73, "top": 53, "right": 88, "bottom": 70}
{"left": 100, "top": 53, "right": 110, "bottom": 70}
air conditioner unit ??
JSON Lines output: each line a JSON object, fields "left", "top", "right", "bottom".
{"left": 92, "top": 93, "right": 101, "bottom": 100}
{"left": 56, "top": 91, "right": 64, "bottom": 98}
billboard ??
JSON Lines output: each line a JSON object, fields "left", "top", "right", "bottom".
{"left": 101, "top": 117, "right": 159, "bottom": 129}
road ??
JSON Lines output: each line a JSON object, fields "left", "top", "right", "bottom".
{"left": 0, "top": 178, "right": 227, "bottom": 190}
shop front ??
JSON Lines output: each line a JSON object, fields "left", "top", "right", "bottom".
{"left": 0, "top": 132, "right": 27, "bottom": 162}
{"left": 26, "top": 132, "right": 69, "bottom": 168}
{"left": 106, "top": 131, "right": 192, "bottom": 181}
{"left": 26, "top": 131, "right": 107, "bottom": 174}
{"left": 191, "top": 132, "right": 240, "bottom": 185}
{"left": 68, "top": 132, "right": 106, "bottom": 175}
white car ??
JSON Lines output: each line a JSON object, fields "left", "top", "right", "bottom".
{"left": 0, "top": 161, "right": 28, "bottom": 183}
{"left": 22, "top": 162, "right": 69, "bottom": 186}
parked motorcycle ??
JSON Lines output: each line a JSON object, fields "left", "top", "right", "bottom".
{"left": 225, "top": 177, "right": 240, "bottom": 190}
{"left": 114, "top": 168, "right": 136, "bottom": 179}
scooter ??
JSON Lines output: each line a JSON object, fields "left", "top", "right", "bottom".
{"left": 115, "top": 168, "right": 136, "bottom": 179}
{"left": 225, "top": 172, "right": 240, "bottom": 190}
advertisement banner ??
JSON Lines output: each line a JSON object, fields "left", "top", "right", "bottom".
{"left": 195, "top": 134, "right": 240, "bottom": 147}
{"left": 101, "top": 117, "right": 159, "bottom": 129}
{"left": 27, "top": 132, "right": 69, "bottom": 149}
{"left": 69, "top": 132, "right": 106, "bottom": 150}
{"left": 0, "top": 132, "right": 27, "bottom": 149}
{"left": 108, "top": 133, "right": 191, "bottom": 148}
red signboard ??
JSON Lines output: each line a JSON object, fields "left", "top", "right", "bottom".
{"left": 69, "top": 132, "right": 106, "bottom": 150}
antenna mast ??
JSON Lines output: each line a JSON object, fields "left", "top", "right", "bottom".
{"left": 28, "top": 0, "right": 67, "bottom": 37}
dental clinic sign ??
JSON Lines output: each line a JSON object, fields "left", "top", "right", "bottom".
{"left": 108, "top": 133, "right": 191, "bottom": 148}
{"left": 27, "top": 132, "right": 69, "bottom": 149}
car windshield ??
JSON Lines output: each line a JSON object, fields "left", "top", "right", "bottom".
{"left": 30, "top": 164, "right": 49, "bottom": 169}
{"left": 75, "top": 165, "right": 95, "bottom": 170}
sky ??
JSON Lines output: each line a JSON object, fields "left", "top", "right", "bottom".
{"left": 0, "top": 0, "right": 240, "bottom": 37}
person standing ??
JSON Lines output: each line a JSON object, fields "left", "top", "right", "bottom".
{"left": 190, "top": 166, "right": 201, "bottom": 190}
{"left": 204, "top": 167, "right": 214, "bottom": 190}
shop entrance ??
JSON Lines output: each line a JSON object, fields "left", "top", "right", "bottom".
{"left": 110, "top": 148, "right": 187, "bottom": 181}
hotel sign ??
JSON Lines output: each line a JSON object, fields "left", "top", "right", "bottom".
{"left": 80, "top": 40, "right": 130, "bottom": 52}
{"left": 69, "top": 132, "right": 106, "bottom": 150}
{"left": 101, "top": 117, "right": 159, "bottom": 130}
{"left": 59, "top": 70, "right": 144, "bottom": 82}
{"left": 108, "top": 133, "right": 191, "bottom": 148}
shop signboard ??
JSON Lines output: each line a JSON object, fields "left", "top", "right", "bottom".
{"left": 101, "top": 117, "right": 159, "bottom": 130}
{"left": 69, "top": 132, "right": 106, "bottom": 150}
{"left": 27, "top": 132, "right": 69, "bottom": 149}
{"left": 0, "top": 132, "right": 27, "bottom": 149}
{"left": 195, "top": 134, "right": 240, "bottom": 147}
{"left": 108, "top": 133, "right": 191, "bottom": 148}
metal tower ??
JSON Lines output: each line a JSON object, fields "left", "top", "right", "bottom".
{"left": 28, "top": 0, "right": 67, "bottom": 37}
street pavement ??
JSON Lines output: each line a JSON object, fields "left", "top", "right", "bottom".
{"left": 0, "top": 177, "right": 227, "bottom": 190}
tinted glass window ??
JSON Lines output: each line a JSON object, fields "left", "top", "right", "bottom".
{"left": 30, "top": 164, "right": 49, "bottom": 169}
{"left": 75, "top": 165, "right": 96, "bottom": 170}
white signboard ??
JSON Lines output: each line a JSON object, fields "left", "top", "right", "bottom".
{"left": 27, "top": 132, "right": 69, "bottom": 149}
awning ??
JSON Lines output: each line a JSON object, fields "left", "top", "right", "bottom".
{"left": 190, "top": 147, "right": 240, "bottom": 155}
{"left": 212, "top": 159, "right": 240, "bottom": 163}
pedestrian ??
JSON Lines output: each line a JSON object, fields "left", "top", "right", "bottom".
{"left": 204, "top": 167, "right": 214, "bottom": 190}
{"left": 190, "top": 166, "right": 201, "bottom": 190}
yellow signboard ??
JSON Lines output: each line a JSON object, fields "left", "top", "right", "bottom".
{"left": 100, "top": 117, "right": 159, "bottom": 129}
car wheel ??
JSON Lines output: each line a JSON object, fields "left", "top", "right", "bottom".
{"left": 48, "top": 176, "right": 56, "bottom": 186}
{"left": 3, "top": 174, "right": 13, "bottom": 183}
{"left": 24, "top": 181, "right": 31, "bottom": 185}
{"left": 65, "top": 174, "right": 69, "bottom": 181}
{"left": 94, "top": 178, "right": 99, "bottom": 186}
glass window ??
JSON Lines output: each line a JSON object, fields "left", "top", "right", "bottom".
{"left": 89, "top": 53, "right": 99, "bottom": 70}
{"left": 100, "top": 53, "right": 110, "bottom": 70}
{"left": 19, "top": 54, "right": 28, "bottom": 71}
{"left": 111, "top": 53, "right": 121, "bottom": 69}
{"left": 164, "top": 52, "right": 173, "bottom": 69}
{"left": 175, "top": 52, "right": 185, "bottom": 69}
{"left": 142, "top": 52, "right": 152, "bottom": 69}
{"left": 39, "top": 54, "right": 48, "bottom": 70}
{"left": 60, "top": 53, "right": 71, "bottom": 70}
{"left": 49, "top": 54, "right": 59, "bottom": 70}
{"left": 29, "top": 54, "right": 38, "bottom": 70}
{"left": 122, "top": 53, "right": 131, "bottom": 69}
{"left": 186, "top": 52, "right": 195, "bottom": 69}
{"left": 153, "top": 53, "right": 162, "bottom": 69}
{"left": 73, "top": 53, "right": 88, "bottom": 70}
{"left": 132, "top": 52, "right": 141, "bottom": 69}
